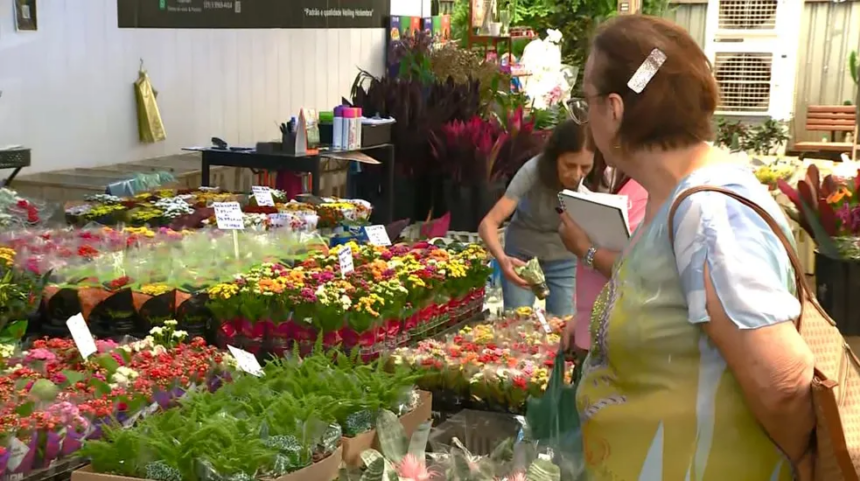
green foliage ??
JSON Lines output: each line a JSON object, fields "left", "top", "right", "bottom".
{"left": 850, "top": 51, "right": 859, "bottom": 86}
{"left": 714, "top": 117, "right": 789, "bottom": 155}
{"left": 80, "top": 349, "right": 420, "bottom": 481}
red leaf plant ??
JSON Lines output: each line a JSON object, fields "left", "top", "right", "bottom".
{"left": 777, "top": 164, "right": 860, "bottom": 258}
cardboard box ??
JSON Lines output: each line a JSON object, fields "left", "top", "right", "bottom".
{"left": 341, "top": 390, "right": 433, "bottom": 467}
{"left": 70, "top": 445, "right": 343, "bottom": 481}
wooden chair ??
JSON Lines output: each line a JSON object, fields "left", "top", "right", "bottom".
{"left": 794, "top": 105, "right": 858, "bottom": 160}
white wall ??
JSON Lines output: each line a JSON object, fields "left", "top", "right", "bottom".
{"left": 0, "top": 0, "right": 387, "bottom": 173}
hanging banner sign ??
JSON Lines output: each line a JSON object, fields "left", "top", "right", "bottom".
{"left": 118, "top": 0, "right": 388, "bottom": 29}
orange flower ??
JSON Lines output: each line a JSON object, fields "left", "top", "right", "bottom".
{"left": 827, "top": 187, "right": 851, "bottom": 204}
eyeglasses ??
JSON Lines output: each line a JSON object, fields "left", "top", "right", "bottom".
{"left": 565, "top": 97, "right": 589, "bottom": 125}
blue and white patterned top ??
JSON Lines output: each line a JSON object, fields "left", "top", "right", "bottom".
{"left": 575, "top": 163, "right": 801, "bottom": 481}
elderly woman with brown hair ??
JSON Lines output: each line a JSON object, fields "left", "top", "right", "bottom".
{"left": 557, "top": 15, "right": 815, "bottom": 481}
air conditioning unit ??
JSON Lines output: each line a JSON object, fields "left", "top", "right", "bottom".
{"left": 704, "top": 0, "right": 803, "bottom": 120}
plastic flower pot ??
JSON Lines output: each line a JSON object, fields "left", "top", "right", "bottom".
{"left": 384, "top": 319, "right": 401, "bottom": 350}
{"left": 268, "top": 322, "right": 293, "bottom": 357}
{"left": 61, "top": 429, "right": 86, "bottom": 457}
{"left": 0, "top": 448, "right": 10, "bottom": 474}
{"left": 39, "top": 430, "right": 62, "bottom": 468}
{"left": 322, "top": 329, "right": 342, "bottom": 348}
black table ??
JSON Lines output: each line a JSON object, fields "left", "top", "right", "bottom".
{"left": 187, "top": 144, "right": 396, "bottom": 224}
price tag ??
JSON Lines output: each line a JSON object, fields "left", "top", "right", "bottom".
{"left": 536, "top": 309, "right": 552, "bottom": 334}
{"left": 66, "top": 313, "right": 97, "bottom": 359}
{"left": 251, "top": 186, "right": 275, "bottom": 207}
{"left": 364, "top": 225, "right": 391, "bottom": 246}
{"left": 227, "top": 345, "right": 263, "bottom": 377}
{"left": 338, "top": 246, "right": 354, "bottom": 277}
{"left": 6, "top": 436, "right": 29, "bottom": 471}
{"left": 213, "top": 202, "right": 245, "bottom": 230}
{"left": 268, "top": 213, "right": 289, "bottom": 227}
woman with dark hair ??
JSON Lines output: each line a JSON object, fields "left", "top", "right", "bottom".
{"left": 478, "top": 119, "right": 593, "bottom": 316}
{"left": 557, "top": 15, "right": 814, "bottom": 480}
{"left": 564, "top": 149, "right": 648, "bottom": 351}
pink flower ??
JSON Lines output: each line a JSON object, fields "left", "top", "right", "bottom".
{"left": 96, "top": 339, "right": 118, "bottom": 353}
{"left": 396, "top": 453, "right": 435, "bottom": 481}
{"left": 25, "top": 348, "right": 57, "bottom": 363}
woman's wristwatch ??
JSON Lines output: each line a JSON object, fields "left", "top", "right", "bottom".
{"left": 583, "top": 245, "right": 598, "bottom": 269}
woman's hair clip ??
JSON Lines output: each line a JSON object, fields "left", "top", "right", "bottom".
{"left": 627, "top": 48, "right": 667, "bottom": 94}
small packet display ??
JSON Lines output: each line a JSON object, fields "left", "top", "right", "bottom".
{"left": 515, "top": 258, "right": 550, "bottom": 299}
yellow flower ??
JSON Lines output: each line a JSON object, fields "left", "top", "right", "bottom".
{"left": 207, "top": 283, "right": 239, "bottom": 300}
{"left": 0, "top": 247, "right": 15, "bottom": 266}
{"left": 141, "top": 283, "right": 173, "bottom": 296}
{"left": 123, "top": 226, "right": 156, "bottom": 238}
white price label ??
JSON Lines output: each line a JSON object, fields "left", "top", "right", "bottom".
{"left": 268, "top": 213, "right": 289, "bottom": 227}
{"left": 213, "top": 202, "right": 245, "bottom": 230}
{"left": 66, "top": 313, "right": 97, "bottom": 359}
{"left": 6, "top": 436, "right": 29, "bottom": 471}
{"left": 536, "top": 309, "right": 552, "bottom": 334}
{"left": 227, "top": 345, "right": 263, "bottom": 377}
{"left": 364, "top": 225, "right": 391, "bottom": 246}
{"left": 251, "top": 186, "right": 275, "bottom": 207}
{"left": 338, "top": 247, "right": 354, "bottom": 277}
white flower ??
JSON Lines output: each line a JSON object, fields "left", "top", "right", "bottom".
{"left": 172, "top": 330, "right": 188, "bottom": 340}
{"left": 0, "top": 343, "right": 15, "bottom": 359}
{"left": 149, "top": 326, "right": 164, "bottom": 336}
{"left": 111, "top": 373, "right": 129, "bottom": 387}
{"left": 116, "top": 366, "right": 139, "bottom": 380}
{"left": 221, "top": 354, "right": 238, "bottom": 369}
{"left": 164, "top": 320, "right": 178, "bottom": 327}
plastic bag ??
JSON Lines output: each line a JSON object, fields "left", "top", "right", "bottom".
{"left": 523, "top": 348, "right": 584, "bottom": 480}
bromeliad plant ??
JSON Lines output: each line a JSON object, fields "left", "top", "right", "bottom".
{"left": 353, "top": 410, "right": 434, "bottom": 481}
{"left": 777, "top": 164, "right": 860, "bottom": 259}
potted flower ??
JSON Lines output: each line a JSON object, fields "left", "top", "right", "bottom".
{"left": 778, "top": 165, "right": 860, "bottom": 334}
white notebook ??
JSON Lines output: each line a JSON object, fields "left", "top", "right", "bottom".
{"left": 558, "top": 189, "right": 630, "bottom": 252}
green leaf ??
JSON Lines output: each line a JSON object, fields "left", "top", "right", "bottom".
{"left": 798, "top": 196, "right": 840, "bottom": 259}
{"left": 91, "top": 378, "right": 112, "bottom": 398}
{"left": 30, "top": 379, "right": 60, "bottom": 402}
{"left": 15, "top": 401, "right": 35, "bottom": 417}
{"left": 60, "top": 369, "right": 86, "bottom": 388}
{"left": 95, "top": 353, "right": 120, "bottom": 374}
{"left": 526, "top": 458, "right": 561, "bottom": 481}
{"left": 359, "top": 457, "right": 385, "bottom": 481}
{"left": 407, "top": 421, "right": 431, "bottom": 461}
{"left": 0, "top": 320, "right": 27, "bottom": 341}
{"left": 375, "top": 410, "right": 407, "bottom": 463}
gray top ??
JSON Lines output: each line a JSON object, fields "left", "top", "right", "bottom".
{"left": 504, "top": 156, "right": 576, "bottom": 262}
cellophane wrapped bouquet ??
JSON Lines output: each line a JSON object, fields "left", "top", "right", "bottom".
{"left": 390, "top": 308, "right": 572, "bottom": 413}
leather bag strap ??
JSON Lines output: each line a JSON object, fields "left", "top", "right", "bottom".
{"left": 667, "top": 185, "right": 810, "bottom": 330}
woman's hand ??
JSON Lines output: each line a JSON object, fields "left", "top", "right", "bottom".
{"left": 558, "top": 209, "right": 592, "bottom": 258}
{"left": 500, "top": 255, "right": 529, "bottom": 288}
{"left": 562, "top": 316, "right": 577, "bottom": 350}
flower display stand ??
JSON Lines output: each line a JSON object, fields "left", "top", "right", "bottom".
{"left": 815, "top": 251, "right": 860, "bottom": 336}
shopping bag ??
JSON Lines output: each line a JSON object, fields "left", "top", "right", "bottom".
{"left": 524, "top": 349, "right": 585, "bottom": 479}
{"left": 134, "top": 65, "right": 166, "bottom": 144}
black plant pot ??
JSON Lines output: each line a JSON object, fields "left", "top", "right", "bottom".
{"left": 815, "top": 251, "right": 860, "bottom": 336}
{"left": 442, "top": 180, "right": 506, "bottom": 232}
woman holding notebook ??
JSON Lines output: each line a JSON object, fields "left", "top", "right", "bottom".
{"left": 561, "top": 152, "right": 648, "bottom": 351}
{"left": 478, "top": 119, "right": 594, "bottom": 316}
{"left": 557, "top": 15, "right": 813, "bottom": 481}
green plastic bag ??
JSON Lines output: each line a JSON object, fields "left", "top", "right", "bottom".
{"left": 524, "top": 349, "right": 585, "bottom": 479}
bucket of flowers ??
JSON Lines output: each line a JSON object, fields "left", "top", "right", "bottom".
{"left": 778, "top": 165, "right": 860, "bottom": 335}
